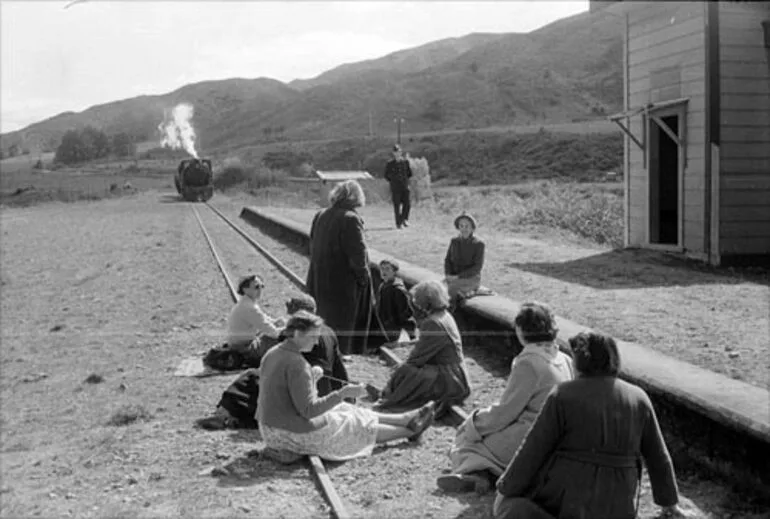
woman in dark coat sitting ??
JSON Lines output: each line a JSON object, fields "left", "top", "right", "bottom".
{"left": 374, "top": 280, "right": 471, "bottom": 416}
{"left": 494, "top": 332, "right": 695, "bottom": 519}
{"left": 444, "top": 212, "right": 485, "bottom": 302}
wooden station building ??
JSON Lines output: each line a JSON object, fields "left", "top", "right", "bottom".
{"left": 591, "top": 0, "right": 770, "bottom": 266}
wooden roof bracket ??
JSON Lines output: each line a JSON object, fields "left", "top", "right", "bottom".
{"left": 609, "top": 97, "right": 690, "bottom": 169}
{"left": 609, "top": 107, "right": 646, "bottom": 166}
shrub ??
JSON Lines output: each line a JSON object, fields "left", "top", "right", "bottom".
{"left": 429, "top": 181, "right": 623, "bottom": 248}
{"left": 214, "top": 157, "right": 289, "bottom": 191}
{"left": 213, "top": 158, "right": 250, "bottom": 190}
{"left": 248, "top": 168, "right": 289, "bottom": 189}
{"left": 506, "top": 182, "right": 623, "bottom": 246}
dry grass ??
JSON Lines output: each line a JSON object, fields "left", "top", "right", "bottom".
{"left": 431, "top": 181, "right": 624, "bottom": 246}
{"left": 0, "top": 155, "right": 176, "bottom": 207}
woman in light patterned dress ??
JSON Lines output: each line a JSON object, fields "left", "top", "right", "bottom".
{"left": 257, "top": 311, "right": 436, "bottom": 461}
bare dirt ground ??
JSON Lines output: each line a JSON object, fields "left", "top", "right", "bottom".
{"left": 1, "top": 190, "right": 768, "bottom": 519}
{"left": 252, "top": 197, "right": 770, "bottom": 391}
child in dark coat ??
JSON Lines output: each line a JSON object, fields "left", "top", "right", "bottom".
{"left": 376, "top": 259, "right": 417, "bottom": 344}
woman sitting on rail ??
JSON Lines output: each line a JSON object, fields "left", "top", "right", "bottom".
{"left": 257, "top": 311, "right": 436, "bottom": 461}
{"left": 227, "top": 275, "right": 284, "bottom": 350}
{"left": 444, "top": 212, "right": 485, "bottom": 303}
{"left": 438, "top": 302, "right": 574, "bottom": 494}
{"left": 204, "top": 275, "right": 286, "bottom": 370}
{"left": 372, "top": 280, "right": 471, "bottom": 417}
{"left": 493, "top": 332, "right": 695, "bottom": 519}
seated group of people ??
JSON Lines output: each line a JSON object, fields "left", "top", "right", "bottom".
{"left": 201, "top": 267, "right": 691, "bottom": 518}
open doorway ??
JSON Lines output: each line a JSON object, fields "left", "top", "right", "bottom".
{"left": 648, "top": 114, "right": 680, "bottom": 245}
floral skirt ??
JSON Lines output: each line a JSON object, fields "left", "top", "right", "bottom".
{"left": 259, "top": 403, "right": 378, "bottom": 461}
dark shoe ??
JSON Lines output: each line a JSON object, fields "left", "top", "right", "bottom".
{"left": 436, "top": 473, "right": 489, "bottom": 494}
{"left": 365, "top": 384, "right": 382, "bottom": 401}
{"left": 195, "top": 415, "right": 229, "bottom": 430}
{"left": 407, "top": 401, "right": 436, "bottom": 442}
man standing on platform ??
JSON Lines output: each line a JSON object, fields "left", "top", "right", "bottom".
{"left": 384, "top": 144, "right": 413, "bottom": 229}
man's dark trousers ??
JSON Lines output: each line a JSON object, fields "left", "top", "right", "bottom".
{"left": 392, "top": 188, "right": 411, "bottom": 227}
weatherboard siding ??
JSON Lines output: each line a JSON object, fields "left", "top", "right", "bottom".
{"left": 718, "top": 2, "right": 770, "bottom": 257}
{"left": 626, "top": 2, "right": 708, "bottom": 253}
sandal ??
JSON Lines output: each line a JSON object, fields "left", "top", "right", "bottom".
{"left": 407, "top": 401, "right": 436, "bottom": 442}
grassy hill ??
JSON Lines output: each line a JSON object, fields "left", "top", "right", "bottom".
{"left": 222, "top": 129, "right": 622, "bottom": 187}
{"left": 1, "top": 8, "right": 622, "bottom": 161}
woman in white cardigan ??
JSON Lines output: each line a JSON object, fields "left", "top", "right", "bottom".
{"left": 437, "top": 302, "right": 574, "bottom": 494}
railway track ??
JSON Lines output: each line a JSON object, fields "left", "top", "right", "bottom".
{"left": 188, "top": 199, "right": 770, "bottom": 518}
{"left": 192, "top": 203, "right": 350, "bottom": 519}
{"left": 193, "top": 201, "right": 472, "bottom": 517}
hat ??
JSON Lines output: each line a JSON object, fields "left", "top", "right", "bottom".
{"left": 454, "top": 212, "right": 477, "bottom": 230}
{"left": 392, "top": 144, "right": 402, "bottom": 152}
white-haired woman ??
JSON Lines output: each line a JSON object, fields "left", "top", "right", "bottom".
{"left": 374, "top": 280, "right": 471, "bottom": 416}
{"left": 258, "top": 311, "right": 436, "bottom": 461}
{"left": 306, "top": 179, "right": 371, "bottom": 355}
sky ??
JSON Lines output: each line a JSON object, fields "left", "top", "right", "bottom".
{"left": 0, "top": 0, "right": 588, "bottom": 134}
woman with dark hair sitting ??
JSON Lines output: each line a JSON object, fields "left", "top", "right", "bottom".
{"left": 438, "top": 302, "right": 574, "bottom": 494}
{"left": 493, "top": 332, "right": 695, "bottom": 519}
{"left": 227, "top": 275, "right": 284, "bottom": 351}
{"left": 373, "top": 280, "right": 471, "bottom": 416}
{"left": 257, "top": 311, "right": 436, "bottom": 461}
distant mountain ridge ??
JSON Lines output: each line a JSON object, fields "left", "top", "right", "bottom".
{"left": 0, "top": 9, "right": 622, "bottom": 155}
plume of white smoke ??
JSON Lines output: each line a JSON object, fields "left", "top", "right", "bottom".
{"left": 158, "top": 103, "right": 199, "bottom": 158}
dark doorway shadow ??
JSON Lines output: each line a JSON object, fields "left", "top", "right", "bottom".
{"left": 508, "top": 248, "right": 770, "bottom": 289}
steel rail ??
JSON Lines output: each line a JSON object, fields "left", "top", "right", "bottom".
{"left": 192, "top": 205, "right": 351, "bottom": 519}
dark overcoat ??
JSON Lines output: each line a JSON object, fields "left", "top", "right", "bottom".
{"left": 306, "top": 202, "right": 370, "bottom": 355}
{"left": 495, "top": 377, "right": 679, "bottom": 519}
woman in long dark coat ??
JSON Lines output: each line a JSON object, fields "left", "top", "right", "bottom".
{"left": 494, "top": 332, "right": 695, "bottom": 519}
{"left": 306, "top": 180, "right": 370, "bottom": 355}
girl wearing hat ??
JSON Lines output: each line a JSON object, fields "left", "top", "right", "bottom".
{"left": 438, "top": 302, "right": 574, "bottom": 494}
{"left": 444, "top": 212, "right": 485, "bottom": 302}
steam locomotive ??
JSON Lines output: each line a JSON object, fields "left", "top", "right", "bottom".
{"left": 175, "top": 158, "right": 214, "bottom": 202}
